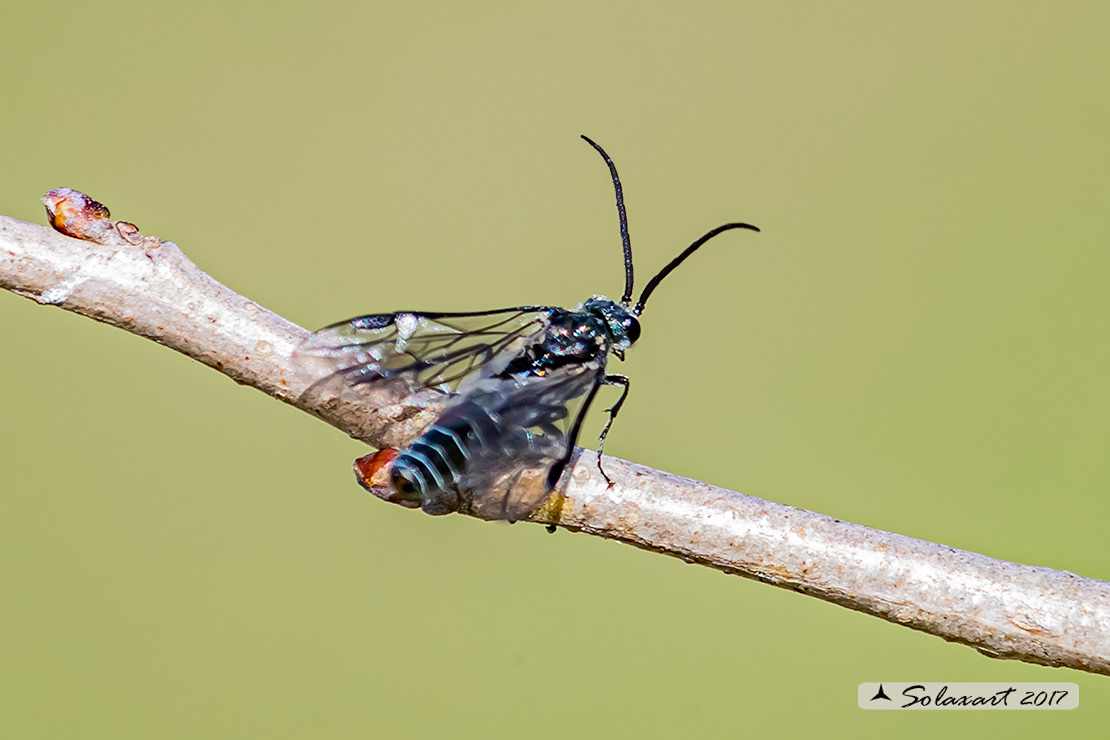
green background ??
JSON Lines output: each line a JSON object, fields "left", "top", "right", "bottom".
{"left": 3, "top": 1, "right": 1108, "bottom": 737}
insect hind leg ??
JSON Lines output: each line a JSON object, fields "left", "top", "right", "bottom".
{"left": 595, "top": 374, "right": 630, "bottom": 487}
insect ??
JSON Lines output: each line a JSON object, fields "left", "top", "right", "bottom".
{"left": 297, "top": 136, "right": 759, "bottom": 521}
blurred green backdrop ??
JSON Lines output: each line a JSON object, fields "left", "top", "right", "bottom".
{"left": 3, "top": 1, "right": 1108, "bottom": 737}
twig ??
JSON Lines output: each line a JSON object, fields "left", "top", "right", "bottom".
{"left": 3, "top": 202, "right": 1108, "bottom": 676}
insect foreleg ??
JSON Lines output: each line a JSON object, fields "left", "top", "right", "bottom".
{"left": 545, "top": 375, "right": 605, "bottom": 491}
{"left": 595, "top": 374, "right": 631, "bottom": 486}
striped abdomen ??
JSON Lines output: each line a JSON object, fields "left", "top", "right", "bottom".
{"left": 390, "top": 401, "right": 500, "bottom": 506}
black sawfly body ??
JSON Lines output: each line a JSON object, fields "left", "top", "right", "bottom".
{"left": 298, "top": 136, "right": 759, "bottom": 520}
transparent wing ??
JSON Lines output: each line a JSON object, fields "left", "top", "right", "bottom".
{"left": 452, "top": 364, "right": 603, "bottom": 522}
{"left": 294, "top": 307, "right": 555, "bottom": 416}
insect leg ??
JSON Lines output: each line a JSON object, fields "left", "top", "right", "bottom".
{"left": 595, "top": 374, "right": 630, "bottom": 486}
{"left": 545, "top": 375, "right": 605, "bottom": 491}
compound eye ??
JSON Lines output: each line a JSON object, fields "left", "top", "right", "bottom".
{"left": 624, "top": 316, "right": 641, "bottom": 345}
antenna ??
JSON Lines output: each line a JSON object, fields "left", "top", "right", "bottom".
{"left": 581, "top": 135, "right": 635, "bottom": 304}
{"left": 635, "top": 222, "right": 760, "bottom": 315}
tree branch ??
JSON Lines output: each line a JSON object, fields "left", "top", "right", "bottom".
{"left": 4, "top": 201, "right": 1108, "bottom": 676}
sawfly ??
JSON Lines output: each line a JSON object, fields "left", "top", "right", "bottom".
{"left": 297, "top": 136, "right": 759, "bottom": 520}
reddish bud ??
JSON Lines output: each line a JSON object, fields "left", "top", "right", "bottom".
{"left": 41, "top": 188, "right": 160, "bottom": 252}
{"left": 42, "top": 188, "right": 114, "bottom": 241}
{"left": 353, "top": 448, "right": 399, "bottom": 492}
